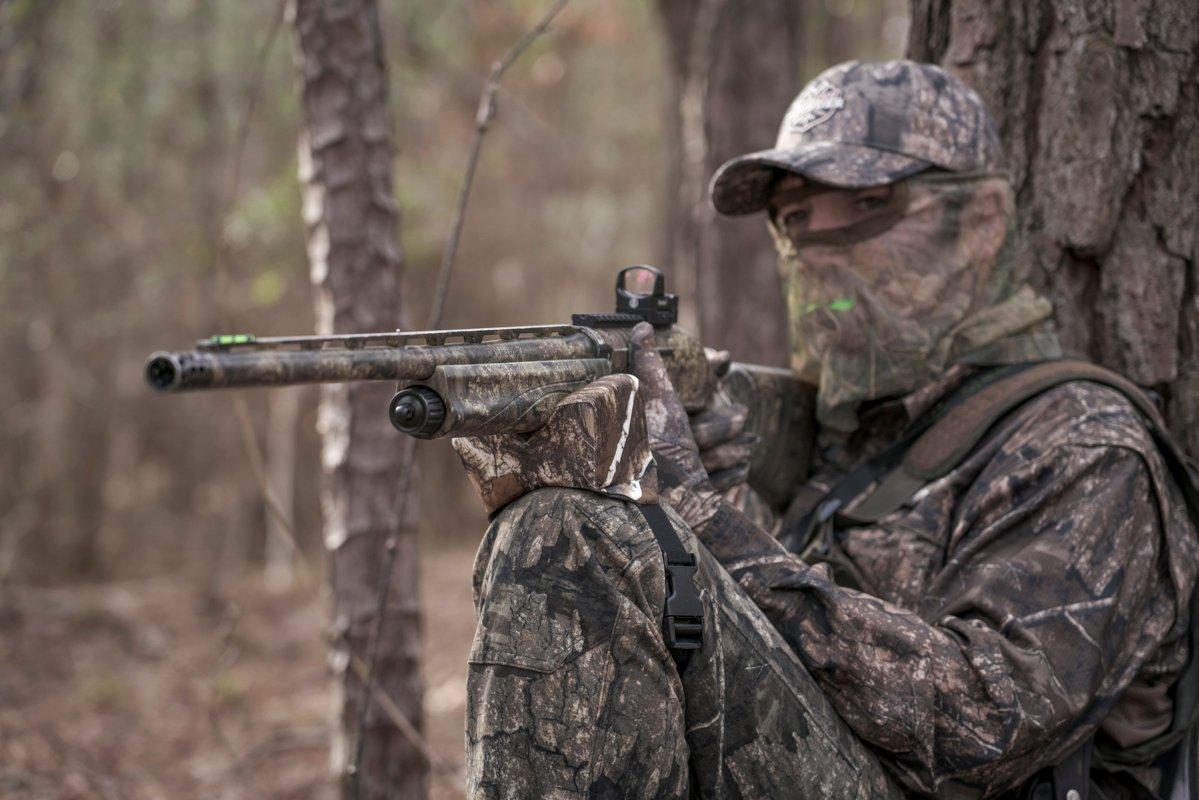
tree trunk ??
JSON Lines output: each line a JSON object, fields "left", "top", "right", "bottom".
{"left": 291, "top": 2, "right": 427, "bottom": 798}
{"left": 657, "top": 0, "right": 801, "bottom": 367}
{"left": 907, "top": 0, "right": 1199, "bottom": 456}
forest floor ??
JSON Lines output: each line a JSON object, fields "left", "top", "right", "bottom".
{"left": 0, "top": 542, "right": 478, "bottom": 800}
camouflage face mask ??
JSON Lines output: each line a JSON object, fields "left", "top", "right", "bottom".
{"left": 773, "top": 173, "right": 1061, "bottom": 432}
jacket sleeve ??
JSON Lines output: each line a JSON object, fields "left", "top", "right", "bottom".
{"left": 694, "top": 441, "right": 1184, "bottom": 797}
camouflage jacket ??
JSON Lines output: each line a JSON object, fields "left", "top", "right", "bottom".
{"left": 704, "top": 366, "right": 1199, "bottom": 797}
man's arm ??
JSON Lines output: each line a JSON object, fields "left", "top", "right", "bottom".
{"left": 698, "top": 439, "right": 1179, "bottom": 796}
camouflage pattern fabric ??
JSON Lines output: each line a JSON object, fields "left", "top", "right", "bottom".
{"left": 710, "top": 60, "right": 1004, "bottom": 216}
{"left": 776, "top": 172, "right": 1061, "bottom": 433}
{"left": 452, "top": 374, "right": 655, "bottom": 514}
{"left": 712, "top": 374, "right": 1199, "bottom": 798}
{"left": 460, "top": 368, "right": 1197, "bottom": 798}
{"left": 466, "top": 487, "right": 907, "bottom": 799}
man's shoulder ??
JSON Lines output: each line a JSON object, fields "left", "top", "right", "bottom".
{"left": 998, "top": 377, "right": 1159, "bottom": 457}
{"left": 940, "top": 377, "right": 1167, "bottom": 509}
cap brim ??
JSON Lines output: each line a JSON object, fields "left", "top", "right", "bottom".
{"left": 709, "top": 142, "right": 930, "bottom": 216}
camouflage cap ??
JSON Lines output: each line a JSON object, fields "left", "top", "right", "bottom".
{"left": 709, "top": 60, "right": 1004, "bottom": 216}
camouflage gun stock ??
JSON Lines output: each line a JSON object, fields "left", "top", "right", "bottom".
{"left": 146, "top": 266, "right": 815, "bottom": 506}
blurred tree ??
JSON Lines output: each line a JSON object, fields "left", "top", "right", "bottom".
{"left": 0, "top": 0, "right": 62, "bottom": 582}
{"left": 291, "top": 1, "right": 426, "bottom": 798}
{"left": 799, "top": 0, "right": 912, "bottom": 82}
{"left": 265, "top": 386, "right": 301, "bottom": 588}
{"left": 657, "top": 0, "right": 801, "bottom": 366}
{"left": 908, "top": 0, "right": 1199, "bottom": 455}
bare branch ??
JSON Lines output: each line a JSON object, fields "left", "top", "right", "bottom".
{"left": 213, "top": 0, "right": 289, "bottom": 316}
{"left": 349, "top": 653, "right": 462, "bottom": 786}
{"left": 426, "top": 0, "right": 572, "bottom": 329}
{"left": 232, "top": 395, "right": 310, "bottom": 578}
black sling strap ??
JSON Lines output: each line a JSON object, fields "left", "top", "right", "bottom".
{"left": 780, "top": 361, "right": 1038, "bottom": 556}
{"left": 638, "top": 502, "right": 704, "bottom": 674}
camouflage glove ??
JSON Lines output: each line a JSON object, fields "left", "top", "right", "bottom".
{"left": 691, "top": 402, "right": 758, "bottom": 492}
{"left": 693, "top": 345, "right": 754, "bottom": 490}
{"left": 452, "top": 374, "right": 656, "bottom": 515}
{"left": 630, "top": 322, "right": 723, "bottom": 531}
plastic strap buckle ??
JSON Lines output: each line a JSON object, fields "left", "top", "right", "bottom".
{"left": 637, "top": 503, "right": 705, "bottom": 659}
{"left": 661, "top": 550, "right": 704, "bottom": 651}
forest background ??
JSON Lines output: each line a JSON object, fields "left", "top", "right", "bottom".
{"left": 3, "top": 0, "right": 1195, "bottom": 798}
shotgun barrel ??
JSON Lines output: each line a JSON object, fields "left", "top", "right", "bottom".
{"left": 145, "top": 326, "right": 602, "bottom": 392}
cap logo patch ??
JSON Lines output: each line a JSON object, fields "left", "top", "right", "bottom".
{"left": 784, "top": 79, "right": 845, "bottom": 134}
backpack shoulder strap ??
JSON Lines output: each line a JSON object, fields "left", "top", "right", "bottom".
{"left": 907, "top": 360, "right": 1169, "bottom": 479}
{"left": 843, "top": 359, "right": 1189, "bottom": 524}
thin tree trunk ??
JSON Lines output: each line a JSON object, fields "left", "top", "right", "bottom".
{"left": 291, "top": 2, "right": 426, "bottom": 798}
{"left": 657, "top": 0, "right": 801, "bottom": 366}
{"left": 194, "top": 0, "right": 242, "bottom": 592}
{"left": 907, "top": 0, "right": 1199, "bottom": 455}
{"left": 0, "top": 0, "right": 64, "bottom": 583}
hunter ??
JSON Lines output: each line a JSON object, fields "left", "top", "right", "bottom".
{"left": 452, "top": 60, "right": 1199, "bottom": 799}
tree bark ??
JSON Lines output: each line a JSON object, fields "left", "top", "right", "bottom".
{"left": 907, "top": 0, "right": 1199, "bottom": 456}
{"left": 657, "top": 0, "right": 801, "bottom": 367}
{"left": 291, "top": 2, "right": 426, "bottom": 798}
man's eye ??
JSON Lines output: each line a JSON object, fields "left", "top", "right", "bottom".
{"left": 854, "top": 195, "right": 888, "bottom": 212}
{"left": 782, "top": 209, "right": 809, "bottom": 230}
